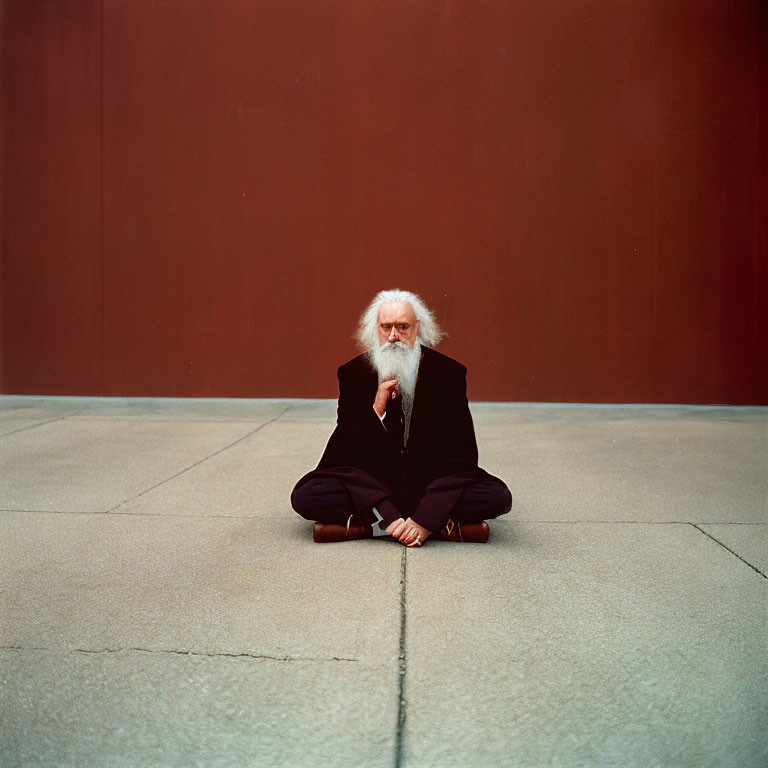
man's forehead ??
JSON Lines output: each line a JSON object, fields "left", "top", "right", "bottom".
{"left": 378, "top": 301, "right": 417, "bottom": 322}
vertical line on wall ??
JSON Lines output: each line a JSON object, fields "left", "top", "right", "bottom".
{"left": 750, "top": 0, "right": 760, "bottom": 347}
{"left": 0, "top": 2, "right": 5, "bottom": 392}
{"left": 653, "top": 148, "right": 659, "bottom": 333}
{"left": 99, "top": 0, "right": 105, "bottom": 394}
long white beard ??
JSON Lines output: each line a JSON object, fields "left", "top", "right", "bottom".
{"left": 371, "top": 338, "right": 421, "bottom": 398}
{"left": 370, "top": 339, "right": 422, "bottom": 444}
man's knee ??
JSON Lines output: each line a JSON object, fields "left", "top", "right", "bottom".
{"left": 492, "top": 483, "right": 513, "bottom": 518}
{"left": 470, "top": 480, "right": 512, "bottom": 520}
{"left": 291, "top": 477, "right": 354, "bottom": 521}
{"left": 450, "top": 479, "right": 511, "bottom": 524}
{"left": 291, "top": 480, "right": 323, "bottom": 519}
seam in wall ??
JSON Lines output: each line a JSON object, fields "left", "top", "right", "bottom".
{"left": 99, "top": 0, "right": 105, "bottom": 394}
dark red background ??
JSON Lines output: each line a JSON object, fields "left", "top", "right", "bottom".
{"left": 2, "top": 1, "right": 766, "bottom": 402}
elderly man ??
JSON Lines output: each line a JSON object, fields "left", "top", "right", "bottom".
{"left": 291, "top": 289, "right": 511, "bottom": 547}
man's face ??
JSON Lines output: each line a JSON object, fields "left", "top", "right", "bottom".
{"left": 377, "top": 301, "right": 420, "bottom": 348}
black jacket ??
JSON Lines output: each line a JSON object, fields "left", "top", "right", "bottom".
{"left": 315, "top": 346, "right": 494, "bottom": 521}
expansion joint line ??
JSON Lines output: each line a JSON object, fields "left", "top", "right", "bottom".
{"left": 690, "top": 523, "right": 767, "bottom": 580}
{"left": 105, "top": 404, "right": 292, "bottom": 513}
{"left": 394, "top": 547, "right": 408, "bottom": 768}
{"left": 0, "top": 405, "right": 90, "bottom": 439}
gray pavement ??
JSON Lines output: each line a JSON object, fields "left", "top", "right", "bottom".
{"left": 0, "top": 396, "right": 766, "bottom": 768}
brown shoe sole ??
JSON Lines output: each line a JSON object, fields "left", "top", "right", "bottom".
{"left": 433, "top": 521, "right": 490, "bottom": 543}
{"left": 313, "top": 521, "right": 490, "bottom": 544}
{"left": 313, "top": 522, "right": 373, "bottom": 543}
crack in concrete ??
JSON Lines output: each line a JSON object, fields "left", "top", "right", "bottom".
{"left": 394, "top": 547, "right": 408, "bottom": 768}
{"left": 0, "top": 645, "right": 358, "bottom": 662}
{"left": 0, "top": 645, "right": 48, "bottom": 652}
{"left": 2, "top": 509, "right": 760, "bottom": 528}
{"left": 690, "top": 524, "right": 767, "bottom": 580}
{"left": 64, "top": 417, "right": 270, "bottom": 424}
{"left": 105, "top": 405, "right": 293, "bottom": 513}
{"left": 0, "top": 406, "right": 91, "bottom": 439}
{"left": 96, "top": 647, "right": 358, "bottom": 662}
{"left": 501, "top": 520, "right": 693, "bottom": 525}
{"left": 0, "top": 508, "right": 277, "bottom": 520}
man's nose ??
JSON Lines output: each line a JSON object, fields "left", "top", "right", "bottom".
{"left": 388, "top": 326, "right": 400, "bottom": 342}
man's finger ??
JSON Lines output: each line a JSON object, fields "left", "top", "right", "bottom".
{"left": 405, "top": 529, "right": 422, "bottom": 547}
{"left": 404, "top": 526, "right": 425, "bottom": 545}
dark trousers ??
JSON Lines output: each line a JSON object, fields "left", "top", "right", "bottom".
{"left": 291, "top": 467, "right": 512, "bottom": 533}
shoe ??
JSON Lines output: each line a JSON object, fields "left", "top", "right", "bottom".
{"left": 434, "top": 520, "right": 490, "bottom": 543}
{"left": 313, "top": 516, "right": 374, "bottom": 543}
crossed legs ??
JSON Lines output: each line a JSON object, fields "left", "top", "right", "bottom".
{"left": 291, "top": 469, "right": 511, "bottom": 543}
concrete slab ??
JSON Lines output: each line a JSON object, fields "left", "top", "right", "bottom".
{"left": 403, "top": 521, "right": 768, "bottom": 768}
{"left": 0, "top": 415, "right": 67, "bottom": 438}
{"left": 0, "top": 398, "right": 89, "bottom": 437}
{"left": 476, "top": 418, "right": 767, "bottom": 523}
{"left": 278, "top": 399, "right": 338, "bottom": 421}
{"left": 1, "top": 649, "right": 394, "bottom": 768}
{"left": 115, "top": 420, "right": 332, "bottom": 518}
{"left": 469, "top": 402, "right": 768, "bottom": 423}
{"left": 698, "top": 524, "right": 768, "bottom": 577}
{"left": 2, "top": 398, "right": 765, "bottom": 767}
{"left": 0, "top": 511, "right": 401, "bottom": 663}
{"left": 67, "top": 397, "right": 291, "bottom": 421}
{"left": 0, "top": 419, "right": 262, "bottom": 513}
{"left": 0, "top": 509, "right": 401, "bottom": 765}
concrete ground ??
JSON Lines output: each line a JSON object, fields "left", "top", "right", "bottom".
{"left": 0, "top": 396, "right": 766, "bottom": 768}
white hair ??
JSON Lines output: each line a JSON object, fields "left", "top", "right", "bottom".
{"left": 356, "top": 288, "right": 443, "bottom": 352}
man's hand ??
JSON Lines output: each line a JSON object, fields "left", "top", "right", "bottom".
{"left": 385, "top": 518, "right": 407, "bottom": 537}
{"left": 373, "top": 378, "right": 399, "bottom": 418}
{"left": 387, "top": 517, "right": 430, "bottom": 547}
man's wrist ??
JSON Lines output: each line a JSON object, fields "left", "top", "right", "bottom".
{"left": 409, "top": 512, "right": 433, "bottom": 535}
{"left": 374, "top": 497, "right": 400, "bottom": 525}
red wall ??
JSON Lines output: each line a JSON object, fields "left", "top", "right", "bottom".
{"left": 2, "top": 1, "right": 766, "bottom": 403}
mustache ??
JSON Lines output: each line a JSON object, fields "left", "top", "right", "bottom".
{"left": 378, "top": 341, "right": 410, "bottom": 353}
